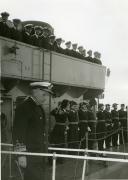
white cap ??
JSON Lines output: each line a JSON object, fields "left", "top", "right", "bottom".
{"left": 30, "top": 82, "right": 53, "bottom": 94}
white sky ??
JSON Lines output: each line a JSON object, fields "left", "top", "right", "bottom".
{"left": 1, "top": 0, "right": 128, "bottom": 105}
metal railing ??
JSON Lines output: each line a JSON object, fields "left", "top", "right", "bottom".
{"left": 1, "top": 142, "right": 128, "bottom": 180}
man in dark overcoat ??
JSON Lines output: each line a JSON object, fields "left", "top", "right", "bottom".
{"left": 12, "top": 82, "right": 53, "bottom": 180}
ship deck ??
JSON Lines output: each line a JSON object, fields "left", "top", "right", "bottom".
{"left": 1, "top": 144, "right": 128, "bottom": 180}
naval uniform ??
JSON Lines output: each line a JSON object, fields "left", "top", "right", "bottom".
{"left": 87, "top": 110, "right": 96, "bottom": 149}
{"left": 12, "top": 97, "right": 47, "bottom": 180}
{"left": 78, "top": 109, "right": 88, "bottom": 149}
{"left": 96, "top": 110, "right": 106, "bottom": 150}
{"left": 103, "top": 110, "right": 112, "bottom": 148}
{"left": 111, "top": 110, "right": 119, "bottom": 146}
{"left": 67, "top": 110, "right": 79, "bottom": 150}
{"left": 118, "top": 109, "right": 127, "bottom": 144}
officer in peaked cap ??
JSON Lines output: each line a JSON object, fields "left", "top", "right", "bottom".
{"left": 48, "top": 34, "right": 56, "bottom": 51}
{"left": 93, "top": 51, "right": 102, "bottom": 65}
{"left": 64, "top": 41, "right": 72, "bottom": 56}
{"left": 71, "top": 43, "right": 80, "bottom": 58}
{"left": 86, "top": 50, "right": 94, "bottom": 63}
{"left": 0, "top": 11, "right": 15, "bottom": 38}
{"left": 111, "top": 103, "right": 119, "bottom": 146}
{"left": 77, "top": 46, "right": 84, "bottom": 59}
{"left": 12, "top": 82, "right": 54, "bottom": 180}
{"left": 22, "top": 24, "right": 34, "bottom": 44}
{"left": 54, "top": 37, "right": 64, "bottom": 54}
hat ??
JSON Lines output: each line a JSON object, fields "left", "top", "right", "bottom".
{"left": 121, "top": 104, "right": 125, "bottom": 106}
{"left": 72, "top": 43, "right": 77, "bottom": 46}
{"left": 1, "top": 12, "right": 9, "bottom": 17}
{"left": 65, "top": 41, "right": 71, "bottom": 45}
{"left": 24, "top": 24, "right": 33, "bottom": 29}
{"left": 87, "top": 50, "right": 92, "bottom": 54}
{"left": 112, "top": 103, "right": 118, "bottom": 107}
{"left": 30, "top": 82, "right": 53, "bottom": 94}
{"left": 34, "top": 26, "right": 43, "bottom": 31}
{"left": 70, "top": 101, "right": 77, "bottom": 106}
{"left": 105, "top": 104, "right": 110, "bottom": 106}
{"left": 56, "top": 38, "right": 62, "bottom": 42}
{"left": 49, "top": 35, "right": 56, "bottom": 39}
{"left": 98, "top": 103, "right": 104, "bottom": 108}
{"left": 94, "top": 51, "right": 98, "bottom": 55}
{"left": 78, "top": 46, "right": 83, "bottom": 50}
{"left": 13, "top": 19, "right": 21, "bottom": 24}
{"left": 43, "top": 27, "right": 50, "bottom": 31}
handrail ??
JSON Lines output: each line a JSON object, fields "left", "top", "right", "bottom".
{"left": 1, "top": 150, "right": 128, "bottom": 163}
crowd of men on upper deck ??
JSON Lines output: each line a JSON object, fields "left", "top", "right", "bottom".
{"left": 0, "top": 12, "right": 102, "bottom": 65}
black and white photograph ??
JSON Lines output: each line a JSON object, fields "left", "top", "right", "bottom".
{"left": 0, "top": 0, "right": 128, "bottom": 179}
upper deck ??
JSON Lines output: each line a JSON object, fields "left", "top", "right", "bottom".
{"left": 0, "top": 36, "right": 106, "bottom": 90}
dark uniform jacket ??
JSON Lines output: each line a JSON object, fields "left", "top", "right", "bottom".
{"left": 93, "top": 58, "right": 102, "bottom": 65}
{"left": 12, "top": 97, "right": 46, "bottom": 152}
{"left": 111, "top": 110, "right": 119, "bottom": 129}
{"left": 103, "top": 110, "right": 112, "bottom": 126}
{"left": 118, "top": 109, "right": 127, "bottom": 127}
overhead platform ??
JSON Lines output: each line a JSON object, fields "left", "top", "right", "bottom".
{"left": 0, "top": 36, "right": 106, "bottom": 92}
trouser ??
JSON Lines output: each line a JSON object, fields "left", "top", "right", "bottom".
{"left": 105, "top": 125, "right": 112, "bottom": 148}
{"left": 112, "top": 126, "right": 119, "bottom": 146}
{"left": 96, "top": 123, "right": 105, "bottom": 151}
{"left": 119, "top": 127, "right": 127, "bottom": 144}
{"left": 24, "top": 155, "right": 46, "bottom": 180}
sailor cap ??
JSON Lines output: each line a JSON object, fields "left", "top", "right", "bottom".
{"left": 112, "top": 103, "right": 118, "bottom": 107}
{"left": 1, "top": 12, "right": 9, "bottom": 17}
{"left": 78, "top": 46, "right": 83, "bottom": 49}
{"left": 30, "top": 82, "right": 53, "bottom": 94}
{"left": 72, "top": 43, "right": 78, "bottom": 46}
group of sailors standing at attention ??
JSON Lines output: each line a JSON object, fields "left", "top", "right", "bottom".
{"left": 49, "top": 100, "right": 127, "bottom": 161}
{"left": 0, "top": 11, "right": 102, "bottom": 65}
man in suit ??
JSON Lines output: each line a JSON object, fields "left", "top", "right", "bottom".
{"left": 12, "top": 82, "right": 54, "bottom": 180}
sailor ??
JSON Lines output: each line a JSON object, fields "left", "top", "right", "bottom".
{"left": 54, "top": 37, "right": 64, "bottom": 54}
{"left": 12, "top": 81, "right": 54, "bottom": 180}
{"left": 67, "top": 101, "right": 79, "bottom": 151}
{"left": 104, "top": 104, "right": 112, "bottom": 149}
{"left": 118, "top": 104, "right": 127, "bottom": 144}
{"left": 93, "top": 51, "right": 102, "bottom": 65}
{"left": 50, "top": 99, "right": 70, "bottom": 163}
{"left": 41, "top": 27, "right": 50, "bottom": 49}
{"left": 81, "top": 49, "right": 86, "bottom": 60}
{"left": 31, "top": 26, "right": 43, "bottom": 46}
{"left": 87, "top": 104, "right": 96, "bottom": 149}
{"left": 78, "top": 102, "right": 90, "bottom": 149}
{"left": 48, "top": 35, "right": 56, "bottom": 51}
{"left": 85, "top": 50, "right": 94, "bottom": 63}
{"left": 111, "top": 103, "right": 120, "bottom": 146}
{"left": 71, "top": 43, "right": 78, "bottom": 58}
{"left": 13, "top": 19, "right": 23, "bottom": 41}
{"left": 64, "top": 41, "right": 72, "bottom": 56}
{"left": 22, "top": 24, "right": 34, "bottom": 44}
{"left": 96, "top": 104, "right": 106, "bottom": 150}
{"left": 77, "top": 46, "right": 84, "bottom": 59}
{"left": 0, "top": 12, "right": 13, "bottom": 38}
